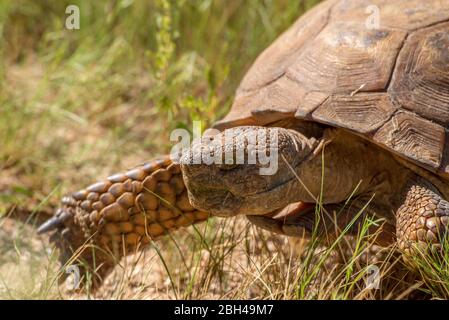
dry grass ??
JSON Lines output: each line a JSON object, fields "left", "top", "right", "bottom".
{"left": 0, "top": 203, "right": 435, "bottom": 300}
{"left": 0, "top": 0, "right": 448, "bottom": 300}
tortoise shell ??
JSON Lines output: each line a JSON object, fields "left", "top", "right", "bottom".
{"left": 213, "top": 0, "right": 449, "bottom": 179}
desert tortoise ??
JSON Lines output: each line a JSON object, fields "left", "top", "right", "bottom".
{"left": 39, "top": 0, "right": 449, "bottom": 283}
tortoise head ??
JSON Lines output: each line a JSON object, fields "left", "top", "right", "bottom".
{"left": 180, "top": 125, "right": 322, "bottom": 217}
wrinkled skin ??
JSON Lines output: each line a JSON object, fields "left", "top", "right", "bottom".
{"left": 181, "top": 121, "right": 403, "bottom": 218}
{"left": 181, "top": 120, "right": 449, "bottom": 254}
{"left": 180, "top": 124, "right": 321, "bottom": 216}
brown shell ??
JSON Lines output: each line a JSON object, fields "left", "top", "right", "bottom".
{"left": 213, "top": 0, "right": 449, "bottom": 179}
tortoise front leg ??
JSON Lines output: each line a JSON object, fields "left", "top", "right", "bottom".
{"left": 396, "top": 177, "right": 449, "bottom": 256}
{"left": 38, "top": 156, "right": 209, "bottom": 288}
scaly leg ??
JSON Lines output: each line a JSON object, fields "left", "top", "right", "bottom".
{"left": 38, "top": 156, "right": 209, "bottom": 287}
{"left": 396, "top": 177, "right": 449, "bottom": 256}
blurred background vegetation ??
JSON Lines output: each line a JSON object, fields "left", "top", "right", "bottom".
{"left": 0, "top": 0, "right": 320, "bottom": 212}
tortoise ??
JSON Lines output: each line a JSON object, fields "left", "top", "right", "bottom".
{"left": 38, "top": 0, "right": 449, "bottom": 285}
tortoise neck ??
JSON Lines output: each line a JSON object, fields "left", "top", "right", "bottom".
{"left": 290, "top": 129, "right": 411, "bottom": 206}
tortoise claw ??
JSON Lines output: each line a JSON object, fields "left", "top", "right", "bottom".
{"left": 246, "top": 215, "right": 285, "bottom": 235}
{"left": 247, "top": 215, "right": 310, "bottom": 237}
{"left": 37, "top": 209, "right": 71, "bottom": 234}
